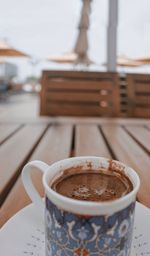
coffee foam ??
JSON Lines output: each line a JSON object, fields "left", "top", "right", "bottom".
{"left": 51, "top": 167, "right": 133, "bottom": 202}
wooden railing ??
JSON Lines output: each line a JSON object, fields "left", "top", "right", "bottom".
{"left": 40, "top": 71, "right": 150, "bottom": 118}
{"left": 40, "top": 71, "right": 120, "bottom": 117}
{"left": 126, "top": 73, "right": 150, "bottom": 118}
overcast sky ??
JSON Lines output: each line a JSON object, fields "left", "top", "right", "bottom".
{"left": 0, "top": 0, "right": 150, "bottom": 80}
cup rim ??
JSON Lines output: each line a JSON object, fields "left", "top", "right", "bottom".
{"left": 43, "top": 156, "right": 140, "bottom": 215}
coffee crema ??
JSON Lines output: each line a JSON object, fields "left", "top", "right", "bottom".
{"left": 50, "top": 167, "right": 133, "bottom": 202}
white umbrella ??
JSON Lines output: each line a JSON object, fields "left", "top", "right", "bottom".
{"left": 135, "top": 57, "right": 150, "bottom": 64}
{"left": 49, "top": 0, "right": 93, "bottom": 66}
{"left": 49, "top": 52, "right": 77, "bottom": 64}
{"left": 0, "top": 39, "right": 29, "bottom": 57}
{"left": 74, "top": 0, "right": 93, "bottom": 65}
{"left": 103, "top": 56, "right": 143, "bottom": 68}
{"left": 117, "top": 56, "right": 143, "bottom": 67}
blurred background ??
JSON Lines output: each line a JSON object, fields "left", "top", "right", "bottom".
{"left": 0, "top": 0, "right": 149, "bottom": 92}
{"left": 0, "top": 0, "right": 150, "bottom": 117}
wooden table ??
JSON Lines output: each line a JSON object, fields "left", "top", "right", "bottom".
{"left": 0, "top": 117, "right": 150, "bottom": 227}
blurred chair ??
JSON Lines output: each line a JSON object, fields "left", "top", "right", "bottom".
{"left": 126, "top": 73, "right": 150, "bottom": 118}
{"left": 40, "top": 71, "right": 120, "bottom": 117}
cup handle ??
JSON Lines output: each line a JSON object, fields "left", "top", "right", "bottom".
{"left": 22, "top": 160, "right": 49, "bottom": 213}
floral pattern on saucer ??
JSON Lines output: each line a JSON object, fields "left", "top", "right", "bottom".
{"left": 45, "top": 197, "right": 135, "bottom": 256}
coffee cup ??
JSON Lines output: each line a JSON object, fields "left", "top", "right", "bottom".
{"left": 22, "top": 156, "right": 140, "bottom": 256}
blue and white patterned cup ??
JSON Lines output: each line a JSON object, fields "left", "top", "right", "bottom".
{"left": 22, "top": 157, "right": 140, "bottom": 256}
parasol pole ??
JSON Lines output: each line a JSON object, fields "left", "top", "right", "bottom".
{"left": 107, "top": 0, "right": 118, "bottom": 71}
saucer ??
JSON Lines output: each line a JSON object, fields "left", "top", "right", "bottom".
{"left": 0, "top": 202, "right": 150, "bottom": 255}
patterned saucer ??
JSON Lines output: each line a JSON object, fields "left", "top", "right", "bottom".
{"left": 0, "top": 202, "right": 150, "bottom": 256}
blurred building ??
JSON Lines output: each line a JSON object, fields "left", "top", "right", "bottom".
{"left": 0, "top": 61, "right": 18, "bottom": 80}
{"left": 0, "top": 61, "right": 18, "bottom": 92}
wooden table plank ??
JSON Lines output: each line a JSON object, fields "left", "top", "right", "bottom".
{"left": 101, "top": 125, "right": 150, "bottom": 208}
{"left": 146, "top": 125, "right": 150, "bottom": 130}
{"left": 0, "top": 124, "right": 22, "bottom": 145}
{"left": 75, "top": 124, "right": 111, "bottom": 158}
{"left": 50, "top": 117, "right": 150, "bottom": 126}
{"left": 124, "top": 125, "right": 150, "bottom": 153}
{"left": 1, "top": 117, "right": 150, "bottom": 126}
{"left": 0, "top": 124, "right": 47, "bottom": 204}
{"left": 0, "top": 124, "right": 73, "bottom": 227}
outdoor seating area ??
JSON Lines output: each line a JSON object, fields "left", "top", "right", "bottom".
{"left": 0, "top": 1, "right": 150, "bottom": 255}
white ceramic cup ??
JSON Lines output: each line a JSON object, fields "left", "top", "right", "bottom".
{"left": 22, "top": 156, "right": 140, "bottom": 256}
